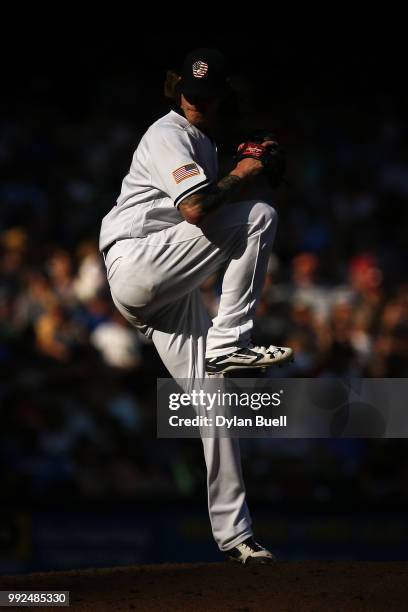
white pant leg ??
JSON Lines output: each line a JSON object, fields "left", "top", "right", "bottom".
{"left": 149, "top": 290, "right": 253, "bottom": 550}
{"left": 111, "top": 285, "right": 253, "bottom": 550}
{"left": 202, "top": 421, "right": 254, "bottom": 551}
{"left": 203, "top": 202, "right": 278, "bottom": 357}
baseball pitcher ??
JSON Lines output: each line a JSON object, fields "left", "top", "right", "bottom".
{"left": 99, "top": 48, "right": 293, "bottom": 564}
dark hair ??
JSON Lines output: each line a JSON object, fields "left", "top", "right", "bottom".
{"left": 164, "top": 70, "right": 181, "bottom": 103}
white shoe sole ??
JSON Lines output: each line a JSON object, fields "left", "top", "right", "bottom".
{"left": 207, "top": 349, "right": 294, "bottom": 375}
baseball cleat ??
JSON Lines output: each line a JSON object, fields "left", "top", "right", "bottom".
{"left": 225, "top": 537, "right": 277, "bottom": 565}
{"left": 206, "top": 344, "right": 294, "bottom": 374}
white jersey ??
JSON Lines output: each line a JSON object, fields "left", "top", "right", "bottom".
{"left": 99, "top": 109, "right": 218, "bottom": 251}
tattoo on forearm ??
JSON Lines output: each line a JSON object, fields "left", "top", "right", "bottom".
{"left": 201, "top": 174, "right": 243, "bottom": 211}
{"left": 180, "top": 173, "right": 244, "bottom": 225}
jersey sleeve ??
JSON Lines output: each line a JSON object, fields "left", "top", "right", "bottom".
{"left": 149, "top": 126, "right": 211, "bottom": 207}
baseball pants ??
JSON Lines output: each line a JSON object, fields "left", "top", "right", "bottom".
{"left": 104, "top": 199, "right": 278, "bottom": 551}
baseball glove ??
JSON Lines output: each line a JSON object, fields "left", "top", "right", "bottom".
{"left": 234, "top": 129, "right": 287, "bottom": 188}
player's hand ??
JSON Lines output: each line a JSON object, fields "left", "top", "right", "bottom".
{"left": 231, "top": 140, "right": 277, "bottom": 180}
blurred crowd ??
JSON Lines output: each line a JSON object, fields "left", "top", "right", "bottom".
{"left": 0, "top": 78, "right": 407, "bottom": 505}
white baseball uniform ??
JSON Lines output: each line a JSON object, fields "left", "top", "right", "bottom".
{"left": 99, "top": 109, "right": 278, "bottom": 551}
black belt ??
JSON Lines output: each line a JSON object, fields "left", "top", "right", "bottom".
{"left": 102, "top": 240, "right": 117, "bottom": 259}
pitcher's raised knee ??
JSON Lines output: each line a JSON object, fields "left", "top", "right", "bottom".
{"left": 248, "top": 201, "right": 278, "bottom": 234}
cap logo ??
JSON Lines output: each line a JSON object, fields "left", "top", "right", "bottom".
{"left": 192, "top": 61, "right": 208, "bottom": 78}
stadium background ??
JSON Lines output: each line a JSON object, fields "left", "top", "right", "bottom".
{"left": 0, "top": 30, "right": 407, "bottom": 572}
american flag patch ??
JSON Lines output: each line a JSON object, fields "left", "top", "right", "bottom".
{"left": 192, "top": 61, "right": 208, "bottom": 78}
{"left": 172, "top": 163, "right": 200, "bottom": 184}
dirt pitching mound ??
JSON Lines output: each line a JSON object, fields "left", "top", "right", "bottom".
{"left": 1, "top": 561, "right": 407, "bottom": 611}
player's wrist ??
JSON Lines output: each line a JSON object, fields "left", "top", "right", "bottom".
{"left": 231, "top": 160, "right": 263, "bottom": 180}
{"left": 229, "top": 169, "right": 245, "bottom": 180}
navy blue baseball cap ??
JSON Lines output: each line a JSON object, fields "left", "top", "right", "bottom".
{"left": 177, "top": 48, "right": 230, "bottom": 99}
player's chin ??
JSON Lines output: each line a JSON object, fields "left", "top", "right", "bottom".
{"left": 191, "top": 111, "right": 213, "bottom": 129}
